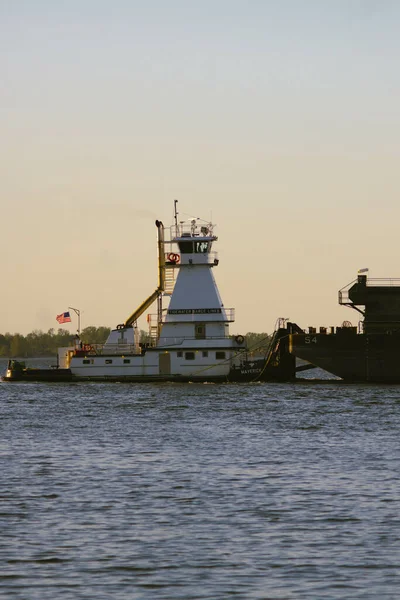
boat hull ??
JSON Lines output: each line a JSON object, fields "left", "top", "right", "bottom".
{"left": 2, "top": 329, "right": 297, "bottom": 383}
{"left": 2, "top": 357, "right": 296, "bottom": 383}
{"left": 2, "top": 368, "right": 74, "bottom": 382}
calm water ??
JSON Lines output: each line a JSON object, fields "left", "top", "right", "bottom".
{"left": 1, "top": 359, "right": 400, "bottom": 599}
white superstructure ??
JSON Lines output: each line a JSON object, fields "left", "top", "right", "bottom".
{"left": 60, "top": 202, "right": 246, "bottom": 381}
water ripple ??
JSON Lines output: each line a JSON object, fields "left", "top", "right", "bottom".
{"left": 1, "top": 376, "right": 400, "bottom": 598}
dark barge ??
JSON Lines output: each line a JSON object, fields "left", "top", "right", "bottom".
{"left": 289, "top": 272, "right": 400, "bottom": 383}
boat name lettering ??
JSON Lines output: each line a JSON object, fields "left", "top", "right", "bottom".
{"left": 168, "top": 308, "right": 222, "bottom": 314}
{"left": 305, "top": 336, "right": 318, "bottom": 344}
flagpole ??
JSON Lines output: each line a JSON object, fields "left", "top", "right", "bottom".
{"left": 68, "top": 307, "right": 81, "bottom": 335}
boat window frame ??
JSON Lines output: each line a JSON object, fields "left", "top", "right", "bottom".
{"left": 195, "top": 323, "right": 206, "bottom": 339}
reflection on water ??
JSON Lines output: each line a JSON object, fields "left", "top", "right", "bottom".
{"left": 1, "top": 365, "right": 400, "bottom": 598}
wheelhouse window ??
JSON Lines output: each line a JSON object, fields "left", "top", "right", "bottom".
{"left": 177, "top": 351, "right": 183, "bottom": 357}
{"left": 178, "top": 241, "right": 194, "bottom": 253}
{"left": 216, "top": 351, "right": 226, "bottom": 360}
{"left": 178, "top": 240, "right": 210, "bottom": 254}
{"left": 195, "top": 241, "right": 209, "bottom": 253}
{"left": 185, "top": 352, "right": 195, "bottom": 360}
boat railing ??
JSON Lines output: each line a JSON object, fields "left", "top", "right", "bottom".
{"left": 163, "top": 307, "right": 235, "bottom": 322}
{"left": 84, "top": 335, "right": 235, "bottom": 355}
{"left": 82, "top": 344, "right": 138, "bottom": 356}
{"left": 169, "top": 221, "right": 215, "bottom": 239}
{"left": 147, "top": 308, "right": 235, "bottom": 325}
{"left": 164, "top": 250, "right": 219, "bottom": 266}
{"left": 156, "top": 335, "right": 235, "bottom": 347}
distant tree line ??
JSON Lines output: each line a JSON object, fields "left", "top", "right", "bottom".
{"left": 0, "top": 327, "right": 272, "bottom": 358}
{"left": 0, "top": 327, "right": 112, "bottom": 358}
{"left": 243, "top": 332, "right": 272, "bottom": 356}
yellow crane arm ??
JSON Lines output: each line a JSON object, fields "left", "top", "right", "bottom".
{"left": 124, "top": 289, "right": 160, "bottom": 327}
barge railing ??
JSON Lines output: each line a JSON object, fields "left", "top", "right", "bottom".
{"left": 339, "top": 277, "right": 400, "bottom": 305}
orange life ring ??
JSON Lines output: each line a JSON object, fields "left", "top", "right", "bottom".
{"left": 167, "top": 252, "right": 180, "bottom": 264}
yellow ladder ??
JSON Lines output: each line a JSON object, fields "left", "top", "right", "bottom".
{"left": 164, "top": 266, "right": 176, "bottom": 295}
{"left": 150, "top": 325, "right": 159, "bottom": 343}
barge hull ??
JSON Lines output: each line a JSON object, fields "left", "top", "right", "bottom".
{"left": 289, "top": 331, "right": 400, "bottom": 383}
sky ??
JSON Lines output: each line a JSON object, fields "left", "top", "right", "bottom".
{"left": 2, "top": 0, "right": 400, "bottom": 335}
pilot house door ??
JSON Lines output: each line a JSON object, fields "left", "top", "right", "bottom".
{"left": 159, "top": 353, "right": 171, "bottom": 375}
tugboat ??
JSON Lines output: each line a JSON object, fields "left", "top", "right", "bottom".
{"left": 3, "top": 202, "right": 296, "bottom": 383}
{"left": 289, "top": 271, "right": 400, "bottom": 382}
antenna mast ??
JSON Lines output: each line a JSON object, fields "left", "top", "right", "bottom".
{"left": 68, "top": 306, "right": 81, "bottom": 335}
{"left": 174, "top": 199, "right": 178, "bottom": 232}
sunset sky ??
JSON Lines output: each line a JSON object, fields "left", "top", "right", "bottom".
{"left": 2, "top": 0, "right": 400, "bottom": 335}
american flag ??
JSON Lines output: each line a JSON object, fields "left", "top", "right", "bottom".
{"left": 56, "top": 311, "right": 71, "bottom": 324}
